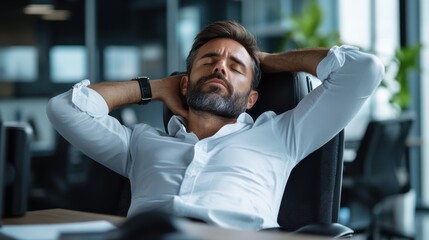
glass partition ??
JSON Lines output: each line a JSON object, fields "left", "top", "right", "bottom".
{"left": 0, "top": 46, "right": 38, "bottom": 82}
{"left": 50, "top": 46, "right": 87, "bottom": 83}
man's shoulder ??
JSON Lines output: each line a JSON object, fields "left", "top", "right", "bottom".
{"left": 248, "top": 110, "right": 283, "bottom": 125}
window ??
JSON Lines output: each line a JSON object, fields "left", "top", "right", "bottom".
{"left": 375, "top": 0, "right": 399, "bottom": 61}
{"left": 50, "top": 46, "right": 87, "bottom": 83}
{"left": 0, "top": 46, "right": 38, "bottom": 82}
{"left": 339, "top": 0, "right": 400, "bottom": 141}
{"left": 339, "top": 0, "right": 371, "bottom": 50}
{"left": 141, "top": 44, "right": 164, "bottom": 79}
{"left": 178, "top": 6, "right": 200, "bottom": 69}
{"left": 242, "top": 0, "right": 292, "bottom": 35}
{"left": 104, "top": 46, "right": 140, "bottom": 81}
{"left": 421, "top": 0, "right": 429, "bottom": 206}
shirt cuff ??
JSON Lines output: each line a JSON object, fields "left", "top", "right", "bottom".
{"left": 316, "top": 45, "right": 359, "bottom": 80}
{"left": 71, "top": 79, "right": 109, "bottom": 117}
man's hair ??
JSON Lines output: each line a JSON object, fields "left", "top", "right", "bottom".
{"left": 186, "top": 20, "right": 261, "bottom": 90}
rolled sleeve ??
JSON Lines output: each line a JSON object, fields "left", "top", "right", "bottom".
{"left": 315, "top": 45, "right": 385, "bottom": 103}
{"left": 317, "top": 45, "right": 359, "bottom": 80}
{"left": 71, "top": 79, "right": 109, "bottom": 117}
{"left": 46, "top": 80, "right": 132, "bottom": 177}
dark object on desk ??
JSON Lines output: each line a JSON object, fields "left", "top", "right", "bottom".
{"left": 115, "top": 211, "right": 187, "bottom": 240}
{"left": 2, "top": 121, "right": 33, "bottom": 218}
{"left": 164, "top": 71, "right": 353, "bottom": 238}
{"left": 341, "top": 113, "right": 415, "bottom": 239}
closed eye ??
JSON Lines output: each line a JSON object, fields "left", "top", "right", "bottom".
{"left": 232, "top": 68, "right": 242, "bottom": 73}
{"left": 200, "top": 58, "right": 215, "bottom": 66}
{"left": 231, "top": 64, "right": 244, "bottom": 74}
{"left": 229, "top": 56, "right": 247, "bottom": 75}
{"left": 199, "top": 52, "right": 218, "bottom": 65}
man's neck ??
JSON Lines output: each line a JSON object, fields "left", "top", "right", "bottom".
{"left": 186, "top": 109, "right": 237, "bottom": 140}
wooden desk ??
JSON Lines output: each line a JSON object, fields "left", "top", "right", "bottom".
{"left": 2, "top": 209, "right": 124, "bottom": 226}
{"left": 2, "top": 209, "right": 331, "bottom": 240}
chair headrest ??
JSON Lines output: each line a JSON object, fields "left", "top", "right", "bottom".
{"left": 246, "top": 71, "right": 311, "bottom": 119}
{"left": 163, "top": 71, "right": 314, "bottom": 133}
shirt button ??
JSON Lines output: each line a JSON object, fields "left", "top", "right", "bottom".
{"left": 188, "top": 169, "right": 197, "bottom": 176}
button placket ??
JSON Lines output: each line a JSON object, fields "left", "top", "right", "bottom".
{"left": 179, "top": 141, "right": 208, "bottom": 196}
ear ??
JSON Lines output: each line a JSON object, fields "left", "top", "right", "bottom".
{"left": 246, "top": 90, "right": 259, "bottom": 109}
{"left": 180, "top": 75, "right": 188, "bottom": 96}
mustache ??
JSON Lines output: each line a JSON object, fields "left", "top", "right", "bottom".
{"left": 196, "top": 73, "right": 233, "bottom": 94}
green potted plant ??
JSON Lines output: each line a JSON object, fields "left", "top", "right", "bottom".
{"left": 281, "top": 0, "right": 421, "bottom": 114}
{"left": 384, "top": 43, "right": 422, "bottom": 112}
{"left": 279, "top": 0, "right": 341, "bottom": 50}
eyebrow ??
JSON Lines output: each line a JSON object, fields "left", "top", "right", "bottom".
{"left": 200, "top": 52, "right": 247, "bottom": 70}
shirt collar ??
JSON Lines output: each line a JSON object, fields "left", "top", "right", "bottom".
{"left": 167, "top": 112, "right": 254, "bottom": 138}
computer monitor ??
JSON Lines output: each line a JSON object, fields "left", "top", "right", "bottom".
{"left": 2, "top": 121, "right": 32, "bottom": 218}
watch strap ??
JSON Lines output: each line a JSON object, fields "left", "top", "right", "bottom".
{"left": 133, "top": 76, "right": 152, "bottom": 105}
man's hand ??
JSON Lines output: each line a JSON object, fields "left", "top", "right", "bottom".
{"left": 257, "top": 51, "right": 270, "bottom": 71}
{"left": 152, "top": 74, "right": 189, "bottom": 120}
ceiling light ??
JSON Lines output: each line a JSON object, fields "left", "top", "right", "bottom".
{"left": 23, "top": 4, "right": 54, "bottom": 15}
{"left": 41, "top": 10, "right": 71, "bottom": 21}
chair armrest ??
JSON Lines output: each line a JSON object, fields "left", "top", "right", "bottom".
{"left": 293, "top": 223, "right": 353, "bottom": 238}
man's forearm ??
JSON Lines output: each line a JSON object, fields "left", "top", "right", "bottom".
{"left": 259, "top": 48, "right": 329, "bottom": 76}
{"left": 88, "top": 76, "right": 186, "bottom": 117}
{"left": 89, "top": 79, "right": 166, "bottom": 112}
{"left": 88, "top": 81, "right": 141, "bottom": 112}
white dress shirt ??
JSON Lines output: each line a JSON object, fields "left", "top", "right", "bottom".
{"left": 46, "top": 45, "right": 384, "bottom": 230}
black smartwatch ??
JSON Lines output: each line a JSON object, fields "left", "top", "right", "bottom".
{"left": 132, "top": 76, "right": 152, "bottom": 105}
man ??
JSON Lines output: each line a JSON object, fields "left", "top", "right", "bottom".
{"left": 47, "top": 21, "right": 384, "bottom": 230}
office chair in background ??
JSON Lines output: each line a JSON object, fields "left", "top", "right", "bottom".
{"left": 29, "top": 133, "right": 131, "bottom": 216}
{"left": 164, "top": 71, "right": 353, "bottom": 238}
{"left": 1, "top": 121, "right": 33, "bottom": 218}
{"left": 341, "top": 114, "right": 415, "bottom": 239}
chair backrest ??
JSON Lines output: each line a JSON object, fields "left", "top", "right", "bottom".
{"left": 0, "top": 120, "right": 5, "bottom": 221}
{"left": 3, "top": 121, "right": 33, "bottom": 217}
{"left": 352, "top": 114, "right": 414, "bottom": 198}
{"left": 33, "top": 133, "right": 131, "bottom": 216}
{"left": 163, "top": 71, "right": 345, "bottom": 232}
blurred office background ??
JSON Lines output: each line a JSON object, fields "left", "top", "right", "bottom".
{"left": 1, "top": 0, "right": 428, "bottom": 238}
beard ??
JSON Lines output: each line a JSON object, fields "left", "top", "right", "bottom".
{"left": 186, "top": 73, "right": 250, "bottom": 118}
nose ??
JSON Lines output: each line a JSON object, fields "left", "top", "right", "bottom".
{"left": 213, "top": 60, "right": 227, "bottom": 76}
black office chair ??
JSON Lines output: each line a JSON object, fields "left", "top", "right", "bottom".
{"left": 29, "top": 132, "right": 131, "bottom": 216}
{"left": 163, "top": 71, "right": 353, "bottom": 238}
{"left": 2, "top": 121, "right": 33, "bottom": 218}
{"left": 341, "top": 114, "right": 415, "bottom": 239}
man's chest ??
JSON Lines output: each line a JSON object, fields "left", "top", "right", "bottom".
{"left": 131, "top": 129, "right": 287, "bottom": 180}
